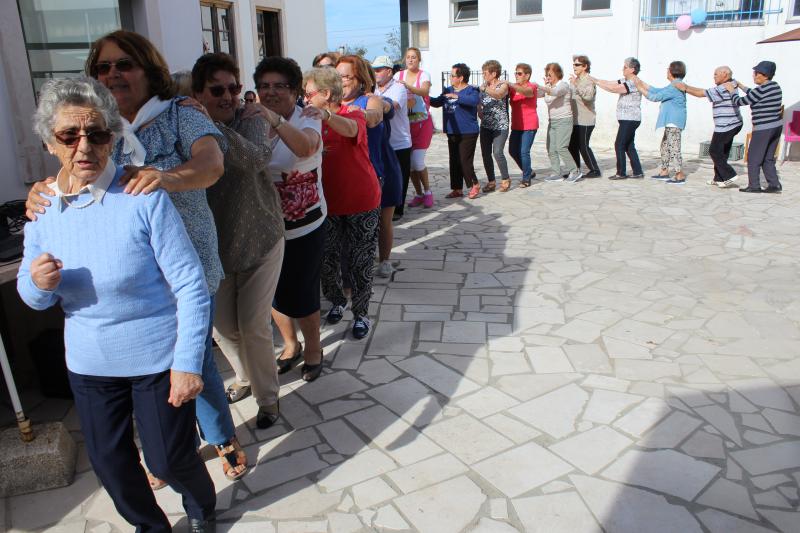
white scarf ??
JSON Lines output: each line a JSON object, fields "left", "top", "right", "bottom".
{"left": 120, "top": 96, "right": 172, "bottom": 166}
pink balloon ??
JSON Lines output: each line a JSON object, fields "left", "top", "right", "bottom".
{"left": 676, "top": 14, "right": 692, "bottom": 31}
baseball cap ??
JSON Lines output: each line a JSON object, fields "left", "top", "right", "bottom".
{"left": 371, "top": 55, "right": 393, "bottom": 70}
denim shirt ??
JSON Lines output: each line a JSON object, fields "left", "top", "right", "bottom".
{"left": 647, "top": 80, "right": 687, "bottom": 130}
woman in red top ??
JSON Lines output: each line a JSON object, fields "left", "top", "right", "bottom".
{"left": 507, "top": 62, "right": 541, "bottom": 187}
{"left": 302, "top": 67, "right": 381, "bottom": 340}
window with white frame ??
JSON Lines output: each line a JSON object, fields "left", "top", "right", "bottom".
{"left": 576, "top": 0, "right": 612, "bottom": 16}
{"left": 410, "top": 20, "right": 429, "bottom": 49}
{"left": 790, "top": 0, "right": 800, "bottom": 21}
{"left": 451, "top": 0, "right": 478, "bottom": 25}
{"left": 644, "top": 0, "right": 770, "bottom": 28}
{"left": 512, "top": 0, "right": 543, "bottom": 19}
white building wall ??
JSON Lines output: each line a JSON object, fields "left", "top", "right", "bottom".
{"left": 419, "top": 0, "right": 799, "bottom": 154}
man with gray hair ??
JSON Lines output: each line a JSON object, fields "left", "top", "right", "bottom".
{"left": 674, "top": 66, "right": 743, "bottom": 188}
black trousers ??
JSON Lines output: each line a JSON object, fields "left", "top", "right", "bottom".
{"left": 568, "top": 125, "right": 600, "bottom": 173}
{"left": 69, "top": 370, "right": 216, "bottom": 532}
{"left": 393, "top": 147, "right": 411, "bottom": 216}
{"left": 614, "top": 120, "right": 643, "bottom": 176}
{"left": 709, "top": 125, "right": 742, "bottom": 182}
{"left": 746, "top": 125, "right": 782, "bottom": 189}
{"left": 447, "top": 133, "right": 479, "bottom": 190}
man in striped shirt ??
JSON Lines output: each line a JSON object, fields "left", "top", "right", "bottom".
{"left": 726, "top": 61, "right": 783, "bottom": 193}
{"left": 676, "top": 66, "right": 743, "bottom": 188}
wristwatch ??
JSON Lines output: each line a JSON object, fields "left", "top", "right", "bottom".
{"left": 271, "top": 116, "right": 286, "bottom": 130}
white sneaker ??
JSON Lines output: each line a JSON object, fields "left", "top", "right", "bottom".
{"left": 565, "top": 170, "right": 584, "bottom": 183}
{"left": 719, "top": 176, "right": 739, "bottom": 188}
{"left": 377, "top": 261, "right": 393, "bottom": 278}
{"left": 706, "top": 179, "right": 716, "bottom": 186}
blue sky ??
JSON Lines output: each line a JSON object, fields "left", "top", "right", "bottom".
{"left": 325, "top": 0, "right": 400, "bottom": 60}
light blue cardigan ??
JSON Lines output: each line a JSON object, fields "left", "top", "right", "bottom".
{"left": 646, "top": 79, "right": 687, "bottom": 130}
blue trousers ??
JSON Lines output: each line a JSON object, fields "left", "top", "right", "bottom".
{"left": 509, "top": 129, "right": 537, "bottom": 182}
{"left": 69, "top": 369, "right": 216, "bottom": 532}
{"left": 195, "top": 296, "right": 236, "bottom": 445}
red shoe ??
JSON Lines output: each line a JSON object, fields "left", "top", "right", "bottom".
{"left": 468, "top": 184, "right": 480, "bottom": 199}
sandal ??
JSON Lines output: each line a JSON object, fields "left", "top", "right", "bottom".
{"left": 225, "top": 383, "right": 251, "bottom": 404}
{"left": 499, "top": 179, "right": 511, "bottom": 192}
{"left": 518, "top": 180, "right": 531, "bottom": 188}
{"left": 216, "top": 436, "right": 247, "bottom": 481}
{"left": 482, "top": 182, "right": 496, "bottom": 193}
{"left": 276, "top": 343, "right": 303, "bottom": 375}
{"left": 147, "top": 472, "right": 167, "bottom": 491}
{"left": 445, "top": 190, "right": 463, "bottom": 198}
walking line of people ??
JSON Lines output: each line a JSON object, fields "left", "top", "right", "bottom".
{"left": 16, "top": 27, "right": 785, "bottom": 532}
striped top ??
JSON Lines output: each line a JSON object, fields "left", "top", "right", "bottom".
{"left": 731, "top": 80, "right": 783, "bottom": 131}
{"left": 704, "top": 84, "right": 743, "bottom": 133}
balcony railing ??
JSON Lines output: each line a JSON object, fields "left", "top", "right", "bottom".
{"left": 641, "top": 0, "right": 784, "bottom": 29}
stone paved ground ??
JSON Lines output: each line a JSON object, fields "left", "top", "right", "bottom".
{"left": 3, "top": 133, "right": 800, "bottom": 532}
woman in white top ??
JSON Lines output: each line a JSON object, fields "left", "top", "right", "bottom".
{"left": 250, "top": 56, "right": 327, "bottom": 386}
{"left": 395, "top": 47, "right": 434, "bottom": 209}
{"left": 540, "top": 62, "right": 580, "bottom": 182}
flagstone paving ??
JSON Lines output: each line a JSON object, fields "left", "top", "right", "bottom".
{"left": 3, "top": 135, "right": 800, "bottom": 532}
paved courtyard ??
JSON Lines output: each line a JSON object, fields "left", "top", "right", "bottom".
{"left": 3, "top": 133, "right": 800, "bottom": 532}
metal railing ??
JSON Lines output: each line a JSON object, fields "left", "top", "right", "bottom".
{"left": 440, "top": 70, "right": 508, "bottom": 90}
{"left": 641, "top": 0, "right": 784, "bottom": 29}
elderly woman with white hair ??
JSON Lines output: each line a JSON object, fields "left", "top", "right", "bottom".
{"left": 17, "top": 77, "right": 215, "bottom": 532}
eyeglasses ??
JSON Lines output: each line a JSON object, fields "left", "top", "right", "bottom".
{"left": 53, "top": 129, "right": 113, "bottom": 147}
{"left": 340, "top": 74, "right": 355, "bottom": 81}
{"left": 304, "top": 90, "right": 320, "bottom": 100}
{"left": 514, "top": 72, "right": 526, "bottom": 76}
{"left": 92, "top": 58, "right": 136, "bottom": 76}
{"left": 207, "top": 83, "right": 242, "bottom": 97}
{"left": 573, "top": 63, "right": 585, "bottom": 67}
{"left": 256, "top": 82, "right": 291, "bottom": 92}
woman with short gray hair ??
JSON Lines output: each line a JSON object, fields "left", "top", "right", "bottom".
{"left": 19, "top": 77, "right": 215, "bottom": 532}
{"left": 592, "top": 57, "right": 644, "bottom": 180}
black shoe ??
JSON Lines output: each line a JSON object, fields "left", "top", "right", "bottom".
{"left": 629, "top": 173, "right": 644, "bottom": 179}
{"left": 301, "top": 352, "right": 324, "bottom": 382}
{"left": 326, "top": 304, "right": 346, "bottom": 324}
{"left": 584, "top": 171, "right": 602, "bottom": 178}
{"left": 739, "top": 187, "right": 763, "bottom": 193}
{"left": 531, "top": 171, "right": 537, "bottom": 178}
{"left": 392, "top": 213, "right": 403, "bottom": 222}
{"left": 608, "top": 174, "right": 628, "bottom": 180}
{"left": 763, "top": 185, "right": 782, "bottom": 193}
{"left": 276, "top": 344, "right": 303, "bottom": 374}
{"left": 256, "top": 403, "right": 280, "bottom": 429}
{"left": 189, "top": 519, "right": 216, "bottom": 533}
{"left": 352, "top": 316, "right": 372, "bottom": 339}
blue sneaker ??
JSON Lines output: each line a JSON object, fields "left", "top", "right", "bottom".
{"left": 352, "top": 316, "right": 372, "bottom": 339}
{"left": 326, "top": 304, "right": 346, "bottom": 324}
{"left": 665, "top": 178, "right": 686, "bottom": 185}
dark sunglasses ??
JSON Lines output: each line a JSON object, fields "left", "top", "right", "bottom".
{"left": 514, "top": 71, "right": 526, "bottom": 76}
{"left": 92, "top": 58, "right": 136, "bottom": 76}
{"left": 208, "top": 83, "right": 242, "bottom": 97}
{"left": 573, "top": 63, "right": 585, "bottom": 67}
{"left": 53, "top": 129, "right": 113, "bottom": 147}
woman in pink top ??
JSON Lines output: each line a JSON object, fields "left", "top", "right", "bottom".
{"left": 395, "top": 47, "right": 434, "bottom": 208}
{"left": 507, "top": 62, "right": 540, "bottom": 188}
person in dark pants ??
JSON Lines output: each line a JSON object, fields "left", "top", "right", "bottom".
{"left": 727, "top": 61, "right": 783, "bottom": 193}
{"left": 675, "top": 66, "right": 744, "bottom": 188}
{"left": 568, "top": 55, "right": 601, "bottom": 177}
{"left": 431, "top": 63, "right": 482, "bottom": 199}
{"left": 19, "top": 77, "right": 216, "bottom": 533}
{"left": 373, "top": 55, "right": 412, "bottom": 219}
{"left": 478, "top": 59, "right": 510, "bottom": 192}
{"left": 592, "top": 58, "right": 644, "bottom": 180}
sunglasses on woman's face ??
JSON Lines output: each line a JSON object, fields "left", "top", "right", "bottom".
{"left": 93, "top": 58, "right": 136, "bottom": 76}
{"left": 573, "top": 63, "right": 584, "bottom": 67}
{"left": 53, "top": 129, "right": 113, "bottom": 147}
{"left": 207, "top": 83, "right": 243, "bottom": 97}
{"left": 515, "top": 72, "right": 525, "bottom": 76}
